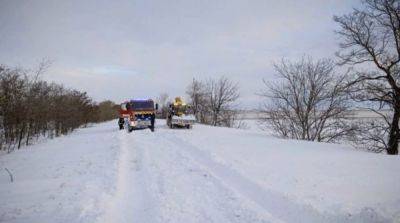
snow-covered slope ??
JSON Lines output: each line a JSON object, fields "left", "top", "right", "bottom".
{"left": 1, "top": 120, "right": 399, "bottom": 223}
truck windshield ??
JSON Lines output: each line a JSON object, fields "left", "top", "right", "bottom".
{"left": 130, "top": 100, "right": 154, "bottom": 110}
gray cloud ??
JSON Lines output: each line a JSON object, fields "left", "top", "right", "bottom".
{"left": 0, "top": 0, "right": 359, "bottom": 108}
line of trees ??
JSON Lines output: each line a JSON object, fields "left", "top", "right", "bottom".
{"left": 0, "top": 64, "right": 117, "bottom": 152}
{"left": 260, "top": 0, "right": 400, "bottom": 155}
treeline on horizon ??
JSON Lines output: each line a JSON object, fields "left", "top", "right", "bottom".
{"left": 0, "top": 64, "right": 118, "bottom": 152}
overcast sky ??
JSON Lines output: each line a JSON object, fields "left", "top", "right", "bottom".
{"left": 0, "top": 0, "right": 359, "bottom": 108}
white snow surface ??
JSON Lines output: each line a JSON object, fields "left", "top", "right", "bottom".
{"left": 1, "top": 120, "right": 399, "bottom": 223}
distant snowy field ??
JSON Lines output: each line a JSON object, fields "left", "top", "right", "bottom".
{"left": 1, "top": 120, "right": 399, "bottom": 223}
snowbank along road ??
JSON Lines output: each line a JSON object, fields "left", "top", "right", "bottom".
{"left": 1, "top": 120, "right": 400, "bottom": 223}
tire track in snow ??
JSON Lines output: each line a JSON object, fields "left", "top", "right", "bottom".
{"left": 97, "top": 130, "right": 157, "bottom": 223}
{"left": 139, "top": 130, "right": 282, "bottom": 223}
{"left": 162, "top": 133, "right": 391, "bottom": 223}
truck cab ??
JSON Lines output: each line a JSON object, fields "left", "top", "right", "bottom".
{"left": 118, "top": 99, "right": 158, "bottom": 132}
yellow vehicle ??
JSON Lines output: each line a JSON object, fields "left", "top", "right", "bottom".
{"left": 166, "top": 97, "right": 196, "bottom": 129}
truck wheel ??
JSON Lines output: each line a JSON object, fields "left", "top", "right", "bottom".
{"left": 118, "top": 118, "right": 124, "bottom": 130}
{"left": 128, "top": 126, "right": 134, "bottom": 133}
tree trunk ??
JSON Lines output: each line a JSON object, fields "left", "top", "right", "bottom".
{"left": 387, "top": 105, "right": 399, "bottom": 155}
{"left": 212, "top": 112, "right": 218, "bottom": 126}
{"left": 26, "top": 122, "right": 31, "bottom": 146}
{"left": 17, "top": 125, "right": 25, "bottom": 149}
{"left": 25, "top": 130, "right": 30, "bottom": 146}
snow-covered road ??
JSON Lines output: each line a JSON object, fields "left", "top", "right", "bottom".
{"left": 1, "top": 120, "right": 400, "bottom": 223}
{"left": 99, "top": 124, "right": 280, "bottom": 223}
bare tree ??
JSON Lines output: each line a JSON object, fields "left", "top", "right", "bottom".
{"left": 186, "top": 77, "right": 240, "bottom": 127}
{"left": 31, "top": 58, "right": 53, "bottom": 82}
{"left": 260, "top": 57, "right": 352, "bottom": 142}
{"left": 351, "top": 119, "right": 389, "bottom": 153}
{"left": 156, "top": 93, "right": 170, "bottom": 119}
{"left": 186, "top": 78, "right": 207, "bottom": 122}
{"left": 334, "top": 0, "right": 400, "bottom": 154}
{"left": 205, "top": 76, "right": 240, "bottom": 127}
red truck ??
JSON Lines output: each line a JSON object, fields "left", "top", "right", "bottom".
{"left": 118, "top": 99, "right": 158, "bottom": 132}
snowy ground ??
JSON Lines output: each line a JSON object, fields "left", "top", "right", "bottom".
{"left": 1, "top": 120, "right": 400, "bottom": 223}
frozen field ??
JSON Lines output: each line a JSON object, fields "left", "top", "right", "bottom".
{"left": 1, "top": 120, "right": 399, "bottom": 223}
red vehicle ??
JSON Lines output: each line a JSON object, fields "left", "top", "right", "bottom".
{"left": 118, "top": 99, "right": 158, "bottom": 132}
